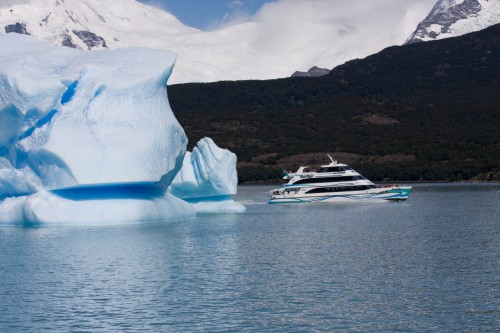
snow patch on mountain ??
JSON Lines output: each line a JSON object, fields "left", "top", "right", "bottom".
{"left": 406, "top": 0, "right": 500, "bottom": 44}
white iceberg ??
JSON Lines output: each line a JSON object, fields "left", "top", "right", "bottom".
{"left": 0, "top": 196, "right": 27, "bottom": 226}
{"left": 0, "top": 157, "right": 42, "bottom": 198}
{"left": 0, "top": 33, "right": 243, "bottom": 225}
{"left": 0, "top": 33, "right": 186, "bottom": 190}
{"left": 18, "top": 190, "right": 195, "bottom": 227}
{"left": 170, "top": 138, "right": 245, "bottom": 213}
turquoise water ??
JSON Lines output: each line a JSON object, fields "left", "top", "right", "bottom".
{"left": 0, "top": 184, "right": 499, "bottom": 332}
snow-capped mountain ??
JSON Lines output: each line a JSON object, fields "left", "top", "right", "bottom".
{"left": 405, "top": 0, "right": 500, "bottom": 44}
{"left": 0, "top": 0, "right": 196, "bottom": 53}
{"left": 0, "top": 0, "right": 430, "bottom": 84}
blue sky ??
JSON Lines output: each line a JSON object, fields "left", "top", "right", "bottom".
{"left": 138, "top": 0, "right": 273, "bottom": 30}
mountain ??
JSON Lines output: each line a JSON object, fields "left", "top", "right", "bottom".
{"left": 0, "top": 0, "right": 427, "bottom": 84}
{"left": 291, "top": 66, "right": 331, "bottom": 78}
{"left": 168, "top": 24, "right": 500, "bottom": 182}
{"left": 0, "top": 0, "right": 199, "bottom": 83}
{"left": 405, "top": 0, "right": 500, "bottom": 44}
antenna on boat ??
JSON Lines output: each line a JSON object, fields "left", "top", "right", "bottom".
{"left": 327, "top": 154, "right": 336, "bottom": 164}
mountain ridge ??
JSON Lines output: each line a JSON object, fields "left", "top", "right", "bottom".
{"left": 168, "top": 24, "right": 500, "bottom": 182}
{"left": 291, "top": 66, "right": 331, "bottom": 78}
{"left": 405, "top": 0, "right": 500, "bottom": 44}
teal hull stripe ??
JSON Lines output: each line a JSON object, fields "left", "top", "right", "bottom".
{"left": 269, "top": 189, "right": 411, "bottom": 204}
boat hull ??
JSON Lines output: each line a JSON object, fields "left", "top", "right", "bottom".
{"left": 268, "top": 186, "right": 412, "bottom": 204}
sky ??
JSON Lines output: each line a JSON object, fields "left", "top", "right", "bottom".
{"left": 138, "top": 0, "right": 276, "bottom": 30}
{"left": 138, "top": 0, "right": 437, "bottom": 31}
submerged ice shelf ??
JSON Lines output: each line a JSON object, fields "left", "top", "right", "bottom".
{"left": 0, "top": 34, "right": 244, "bottom": 225}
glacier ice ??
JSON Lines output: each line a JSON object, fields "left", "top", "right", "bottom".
{"left": 0, "top": 33, "right": 186, "bottom": 189}
{"left": 0, "top": 197, "right": 27, "bottom": 226}
{"left": 0, "top": 191, "right": 196, "bottom": 226}
{"left": 0, "top": 33, "right": 243, "bottom": 225}
{"left": 0, "top": 157, "right": 42, "bottom": 198}
{"left": 170, "top": 138, "right": 245, "bottom": 213}
{"left": 170, "top": 137, "right": 237, "bottom": 199}
{"left": 20, "top": 191, "right": 194, "bottom": 226}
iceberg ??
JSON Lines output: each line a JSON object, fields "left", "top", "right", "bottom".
{"left": 0, "top": 33, "right": 243, "bottom": 225}
{"left": 0, "top": 33, "right": 185, "bottom": 190}
{"left": 12, "top": 191, "right": 194, "bottom": 226}
{"left": 0, "top": 157, "right": 42, "bottom": 198}
{"left": 0, "top": 191, "right": 196, "bottom": 227}
{"left": 170, "top": 138, "right": 245, "bottom": 213}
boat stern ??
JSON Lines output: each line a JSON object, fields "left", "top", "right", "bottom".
{"left": 383, "top": 185, "right": 412, "bottom": 201}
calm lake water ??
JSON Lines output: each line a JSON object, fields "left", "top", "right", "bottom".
{"left": 0, "top": 183, "right": 499, "bottom": 332}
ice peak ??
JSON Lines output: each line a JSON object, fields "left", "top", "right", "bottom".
{"left": 0, "top": 0, "right": 187, "bottom": 50}
{"left": 405, "top": 0, "right": 500, "bottom": 44}
{"left": 0, "top": 33, "right": 183, "bottom": 189}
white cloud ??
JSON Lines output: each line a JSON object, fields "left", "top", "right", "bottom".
{"left": 252, "top": 0, "right": 436, "bottom": 38}
{"left": 208, "top": 0, "right": 252, "bottom": 30}
{"left": 213, "top": 0, "right": 436, "bottom": 55}
{"left": 205, "top": 0, "right": 437, "bottom": 73}
{"left": 0, "top": 0, "right": 32, "bottom": 7}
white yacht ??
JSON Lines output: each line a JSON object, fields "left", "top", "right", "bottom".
{"left": 268, "top": 155, "right": 412, "bottom": 204}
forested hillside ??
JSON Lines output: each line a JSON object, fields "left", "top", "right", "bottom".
{"left": 169, "top": 24, "right": 500, "bottom": 182}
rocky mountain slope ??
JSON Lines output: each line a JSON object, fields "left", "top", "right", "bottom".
{"left": 406, "top": 0, "right": 500, "bottom": 43}
{"left": 291, "top": 66, "right": 331, "bottom": 78}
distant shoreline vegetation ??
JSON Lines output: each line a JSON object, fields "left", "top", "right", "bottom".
{"left": 169, "top": 24, "right": 500, "bottom": 183}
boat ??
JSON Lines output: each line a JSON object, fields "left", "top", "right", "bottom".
{"left": 268, "top": 155, "right": 412, "bottom": 204}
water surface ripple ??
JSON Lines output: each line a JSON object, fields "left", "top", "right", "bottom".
{"left": 1, "top": 184, "right": 499, "bottom": 332}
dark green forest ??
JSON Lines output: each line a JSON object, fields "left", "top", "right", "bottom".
{"left": 169, "top": 24, "right": 500, "bottom": 183}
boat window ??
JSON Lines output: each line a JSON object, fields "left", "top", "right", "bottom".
{"left": 342, "top": 166, "right": 353, "bottom": 171}
{"left": 306, "top": 185, "right": 373, "bottom": 194}
{"left": 319, "top": 167, "right": 345, "bottom": 173}
{"left": 294, "top": 175, "right": 364, "bottom": 184}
